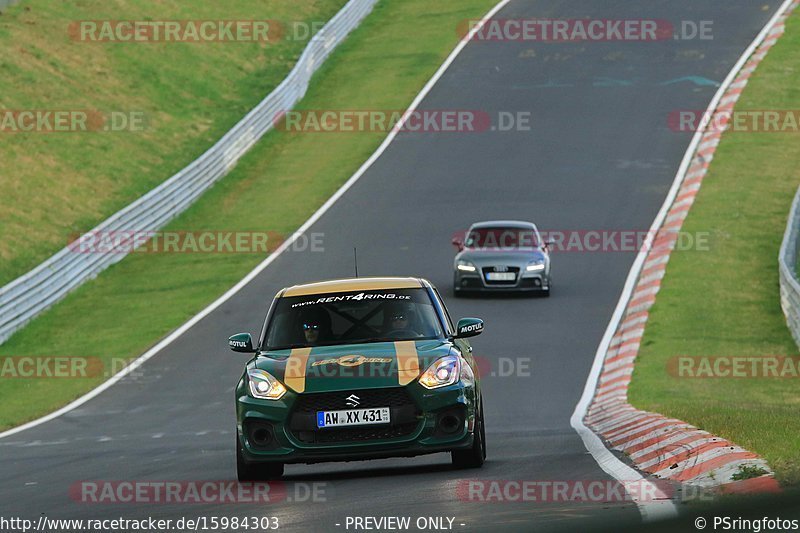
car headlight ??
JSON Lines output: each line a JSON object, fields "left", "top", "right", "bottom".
{"left": 457, "top": 260, "right": 477, "bottom": 272}
{"left": 247, "top": 369, "right": 287, "bottom": 400}
{"left": 526, "top": 259, "right": 545, "bottom": 272}
{"left": 419, "top": 355, "right": 461, "bottom": 389}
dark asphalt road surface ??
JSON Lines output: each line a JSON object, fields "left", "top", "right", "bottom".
{"left": 0, "top": 1, "right": 780, "bottom": 531}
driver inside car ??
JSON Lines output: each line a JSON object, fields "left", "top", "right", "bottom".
{"left": 384, "top": 303, "right": 421, "bottom": 338}
{"left": 299, "top": 308, "right": 332, "bottom": 345}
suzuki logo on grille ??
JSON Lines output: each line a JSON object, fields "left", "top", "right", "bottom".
{"left": 495, "top": 265, "right": 508, "bottom": 272}
{"left": 345, "top": 394, "right": 361, "bottom": 407}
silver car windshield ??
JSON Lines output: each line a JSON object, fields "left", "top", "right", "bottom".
{"left": 466, "top": 227, "right": 538, "bottom": 250}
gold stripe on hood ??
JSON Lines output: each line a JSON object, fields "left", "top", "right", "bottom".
{"left": 395, "top": 341, "right": 420, "bottom": 386}
{"left": 284, "top": 347, "right": 312, "bottom": 393}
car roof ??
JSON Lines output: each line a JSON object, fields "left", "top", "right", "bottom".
{"left": 469, "top": 220, "right": 536, "bottom": 230}
{"left": 281, "top": 277, "right": 426, "bottom": 297}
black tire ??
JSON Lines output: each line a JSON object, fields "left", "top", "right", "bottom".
{"left": 236, "top": 434, "right": 284, "bottom": 481}
{"left": 452, "top": 399, "right": 486, "bottom": 469}
{"left": 541, "top": 288, "right": 550, "bottom": 298}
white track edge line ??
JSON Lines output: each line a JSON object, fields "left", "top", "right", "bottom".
{"left": 570, "top": 0, "right": 795, "bottom": 523}
{"left": 0, "top": 0, "right": 514, "bottom": 441}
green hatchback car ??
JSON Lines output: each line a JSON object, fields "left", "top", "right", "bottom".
{"left": 230, "top": 277, "right": 486, "bottom": 480}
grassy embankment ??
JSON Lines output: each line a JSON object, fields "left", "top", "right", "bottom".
{"left": 0, "top": 0, "right": 347, "bottom": 285}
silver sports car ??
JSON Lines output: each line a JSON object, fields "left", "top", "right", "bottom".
{"left": 452, "top": 220, "right": 551, "bottom": 296}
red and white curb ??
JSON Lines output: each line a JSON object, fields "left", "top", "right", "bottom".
{"left": 584, "top": 0, "right": 799, "bottom": 495}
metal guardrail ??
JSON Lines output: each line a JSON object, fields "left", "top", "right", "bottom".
{"left": 0, "top": 0, "right": 378, "bottom": 344}
{"left": 779, "top": 186, "right": 800, "bottom": 348}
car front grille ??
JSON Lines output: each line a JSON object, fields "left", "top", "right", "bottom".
{"left": 288, "top": 387, "right": 421, "bottom": 445}
{"left": 293, "top": 387, "right": 413, "bottom": 412}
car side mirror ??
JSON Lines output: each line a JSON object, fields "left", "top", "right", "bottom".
{"left": 228, "top": 332, "right": 255, "bottom": 353}
{"left": 454, "top": 317, "right": 484, "bottom": 339}
{"left": 452, "top": 236, "right": 465, "bottom": 251}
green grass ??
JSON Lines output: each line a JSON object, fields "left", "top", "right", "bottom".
{"left": 0, "top": 0, "right": 499, "bottom": 430}
{"left": 628, "top": 12, "right": 800, "bottom": 486}
{"left": 0, "top": 0, "right": 348, "bottom": 286}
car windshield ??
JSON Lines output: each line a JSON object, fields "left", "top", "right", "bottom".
{"left": 465, "top": 227, "right": 537, "bottom": 249}
{"left": 264, "top": 287, "right": 444, "bottom": 350}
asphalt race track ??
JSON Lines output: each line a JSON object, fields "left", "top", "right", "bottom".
{"left": 0, "top": 1, "right": 781, "bottom": 531}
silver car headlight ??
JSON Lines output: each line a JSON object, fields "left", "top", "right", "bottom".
{"left": 456, "top": 260, "right": 477, "bottom": 272}
{"left": 526, "top": 259, "right": 545, "bottom": 272}
{"left": 247, "top": 369, "right": 287, "bottom": 400}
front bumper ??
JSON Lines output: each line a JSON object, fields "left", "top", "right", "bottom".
{"left": 237, "top": 383, "right": 477, "bottom": 465}
{"left": 454, "top": 270, "right": 549, "bottom": 292}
